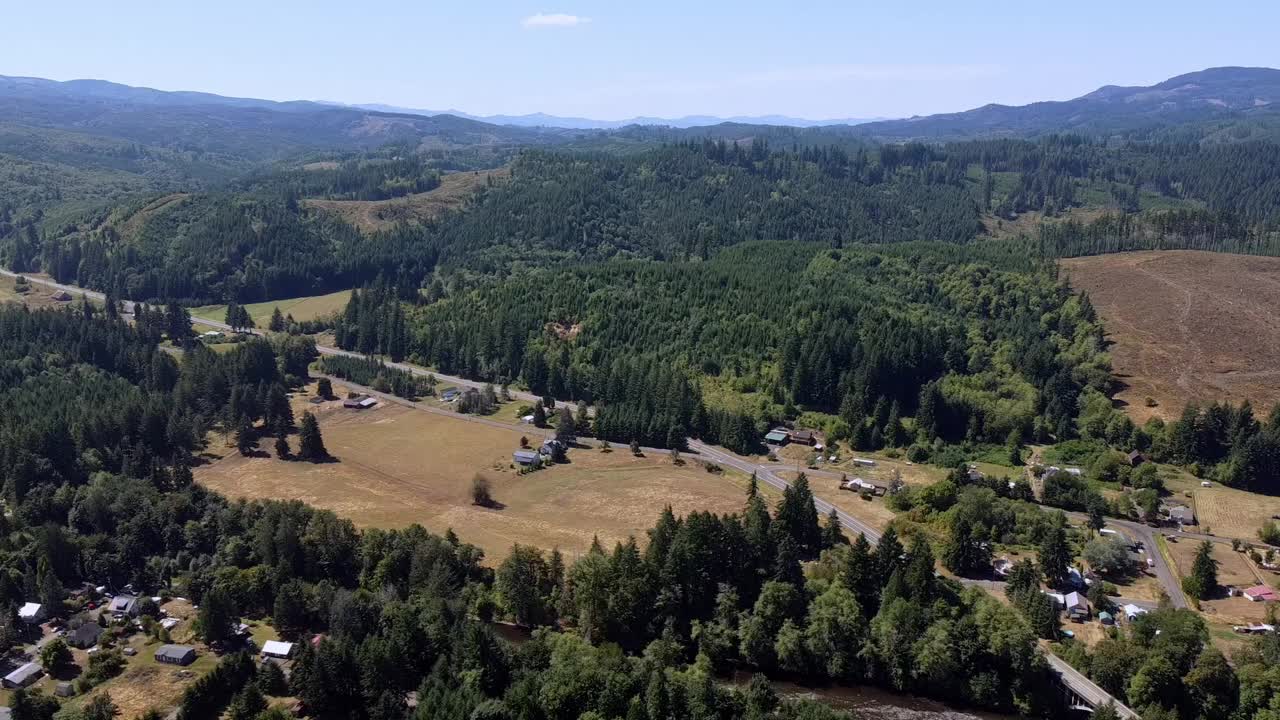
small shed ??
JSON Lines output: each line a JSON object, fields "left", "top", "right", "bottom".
{"left": 18, "top": 602, "right": 44, "bottom": 624}
{"left": 1127, "top": 451, "right": 1147, "bottom": 467}
{"left": 851, "top": 458, "right": 877, "bottom": 467}
{"left": 440, "top": 388, "right": 460, "bottom": 402}
{"left": 50, "top": 290, "right": 72, "bottom": 302}
{"left": 1099, "top": 611, "right": 1115, "bottom": 626}
{"left": 262, "top": 640, "right": 295, "bottom": 659}
{"left": 155, "top": 644, "right": 197, "bottom": 666}
{"left": 3, "top": 662, "right": 43, "bottom": 688}
{"left": 54, "top": 681, "right": 74, "bottom": 698}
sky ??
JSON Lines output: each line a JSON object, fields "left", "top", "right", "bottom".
{"left": 1, "top": 0, "right": 1277, "bottom": 120}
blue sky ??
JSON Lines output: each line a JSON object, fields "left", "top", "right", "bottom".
{"left": 1, "top": 0, "right": 1276, "bottom": 120}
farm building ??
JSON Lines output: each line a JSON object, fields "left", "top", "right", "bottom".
{"left": 342, "top": 395, "right": 377, "bottom": 409}
{"left": 1234, "top": 623, "right": 1276, "bottom": 635}
{"left": 50, "top": 290, "right": 72, "bottom": 302}
{"left": 851, "top": 458, "right": 876, "bottom": 467}
{"left": 839, "top": 478, "right": 885, "bottom": 496}
{"left": 788, "top": 429, "right": 816, "bottom": 445}
{"left": 513, "top": 450, "right": 541, "bottom": 468}
{"left": 540, "top": 439, "right": 566, "bottom": 457}
{"left": 440, "top": 388, "right": 461, "bottom": 402}
{"left": 109, "top": 595, "right": 139, "bottom": 616}
{"left": 54, "top": 681, "right": 74, "bottom": 697}
{"left": 1167, "top": 505, "right": 1195, "bottom": 525}
{"left": 68, "top": 622, "right": 103, "bottom": 649}
{"left": 1127, "top": 451, "right": 1147, "bottom": 467}
{"left": 3, "top": 662, "right": 43, "bottom": 688}
{"left": 262, "top": 640, "right": 295, "bottom": 659}
{"left": 18, "top": 602, "right": 44, "bottom": 624}
{"left": 1244, "top": 585, "right": 1279, "bottom": 603}
{"left": 155, "top": 644, "right": 197, "bottom": 666}
{"left": 764, "top": 429, "right": 789, "bottom": 445}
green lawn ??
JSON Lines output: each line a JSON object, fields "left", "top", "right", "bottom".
{"left": 191, "top": 289, "right": 352, "bottom": 328}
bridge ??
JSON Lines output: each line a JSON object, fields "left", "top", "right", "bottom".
{"left": 1045, "top": 652, "right": 1138, "bottom": 718}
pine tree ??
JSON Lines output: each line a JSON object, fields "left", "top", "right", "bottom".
{"left": 268, "top": 306, "right": 285, "bottom": 332}
{"left": 1183, "top": 540, "right": 1219, "bottom": 600}
{"left": 298, "top": 412, "right": 328, "bottom": 461}
{"left": 1039, "top": 518, "right": 1072, "bottom": 589}
{"left": 235, "top": 417, "right": 256, "bottom": 456}
{"left": 225, "top": 301, "right": 242, "bottom": 331}
{"left": 821, "top": 507, "right": 845, "bottom": 548}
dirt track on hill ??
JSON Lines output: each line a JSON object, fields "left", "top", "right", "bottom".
{"left": 1060, "top": 251, "right": 1280, "bottom": 422}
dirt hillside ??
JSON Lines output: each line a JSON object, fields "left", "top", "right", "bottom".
{"left": 1060, "top": 251, "right": 1280, "bottom": 423}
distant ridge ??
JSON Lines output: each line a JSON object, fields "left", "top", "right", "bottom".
{"left": 851, "top": 66, "right": 1280, "bottom": 139}
{"left": 341, "top": 103, "right": 885, "bottom": 129}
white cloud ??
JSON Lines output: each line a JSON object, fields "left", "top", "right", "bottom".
{"left": 521, "top": 13, "right": 590, "bottom": 28}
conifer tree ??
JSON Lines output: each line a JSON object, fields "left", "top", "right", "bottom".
{"left": 298, "top": 411, "right": 328, "bottom": 461}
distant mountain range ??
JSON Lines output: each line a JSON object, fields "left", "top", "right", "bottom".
{"left": 852, "top": 66, "right": 1280, "bottom": 139}
{"left": 341, "top": 104, "right": 884, "bottom": 129}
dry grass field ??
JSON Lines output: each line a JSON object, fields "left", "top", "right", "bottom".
{"left": 190, "top": 289, "right": 352, "bottom": 328}
{"left": 1168, "top": 539, "right": 1272, "bottom": 623}
{"left": 1193, "top": 485, "right": 1280, "bottom": 540}
{"left": 1060, "top": 251, "right": 1280, "bottom": 423}
{"left": 197, "top": 393, "right": 768, "bottom": 560}
{"left": 305, "top": 168, "right": 509, "bottom": 233}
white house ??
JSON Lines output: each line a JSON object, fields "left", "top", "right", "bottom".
{"left": 1122, "top": 603, "right": 1149, "bottom": 622}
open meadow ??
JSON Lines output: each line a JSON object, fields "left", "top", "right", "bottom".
{"left": 198, "top": 386, "right": 769, "bottom": 560}
{"left": 1192, "top": 485, "right": 1280, "bottom": 540}
{"left": 1060, "top": 251, "right": 1280, "bottom": 423}
{"left": 191, "top": 289, "right": 352, "bottom": 328}
{"left": 1167, "top": 537, "right": 1273, "bottom": 624}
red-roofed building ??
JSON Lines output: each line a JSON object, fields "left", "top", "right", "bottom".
{"left": 1244, "top": 585, "right": 1279, "bottom": 603}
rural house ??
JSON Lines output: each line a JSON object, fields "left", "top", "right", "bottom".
{"left": 513, "top": 450, "right": 541, "bottom": 468}
{"left": 343, "top": 395, "right": 377, "bottom": 409}
{"left": 788, "top": 429, "right": 816, "bottom": 446}
{"left": 1244, "top": 585, "right": 1279, "bottom": 603}
{"left": 1122, "top": 603, "right": 1148, "bottom": 622}
{"left": 68, "top": 622, "right": 102, "bottom": 649}
{"left": 1167, "top": 505, "right": 1195, "bottom": 526}
{"left": 1063, "top": 591, "right": 1089, "bottom": 620}
{"left": 440, "top": 388, "right": 460, "bottom": 402}
{"left": 109, "top": 595, "right": 139, "bottom": 616}
{"left": 3, "top": 663, "right": 43, "bottom": 689}
{"left": 18, "top": 602, "right": 44, "bottom": 624}
{"left": 155, "top": 644, "right": 197, "bottom": 666}
{"left": 50, "top": 290, "right": 72, "bottom": 302}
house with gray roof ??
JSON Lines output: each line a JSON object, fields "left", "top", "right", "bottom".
{"left": 3, "top": 662, "right": 43, "bottom": 688}
{"left": 155, "top": 644, "right": 197, "bottom": 666}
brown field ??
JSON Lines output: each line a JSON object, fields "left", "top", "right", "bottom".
{"left": 1194, "top": 486, "right": 1280, "bottom": 540}
{"left": 0, "top": 278, "right": 87, "bottom": 310}
{"left": 305, "top": 168, "right": 509, "bottom": 232}
{"left": 197, "top": 394, "right": 767, "bottom": 560}
{"left": 1060, "top": 251, "right": 1280, "bottom": 423}
{"left": 115, "top": 193, "right": 189, "bottom": 241}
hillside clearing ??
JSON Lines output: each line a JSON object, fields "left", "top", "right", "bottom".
{"left": 305, "top": 168, "right": 509, "bottom": 232}
{"left": 1193, "top": 485, "right": 1280, "bottom": 540}
{"left": 196, "top": 388, "right": 768, "bottom": 560}
{"left": 1060, "top": 251, "right": 1280, "bottom": 423}
{"left": 191, "top": 289, "right": 351, "bottom": 327}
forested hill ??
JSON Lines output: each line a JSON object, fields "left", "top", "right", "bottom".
{"left": 852, "top": 67, "right": 1280, "bottom": 141}
{"left": 15, "top": 131, "right": 1280, "bottom": 304}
